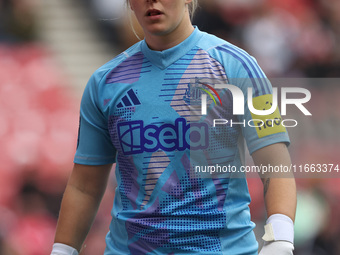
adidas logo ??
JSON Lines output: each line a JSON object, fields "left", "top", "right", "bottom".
{"left": 117, "top": 89, "right": 141, "bottom": 108}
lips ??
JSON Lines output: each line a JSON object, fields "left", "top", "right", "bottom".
{"left": 146, "top": 9, "right": 163, "bottom": 17}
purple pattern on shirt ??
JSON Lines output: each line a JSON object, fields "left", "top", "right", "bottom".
{"left": 181, "top": 153, "right": 204, "bottom": 208}
{"left": 106, "top": 52, "right": 144, "bottom": 84}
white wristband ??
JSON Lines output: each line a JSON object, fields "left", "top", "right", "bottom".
{"left": 262, "top": 214, "right": 294, "bottom": 244}
{"left": 51, "top": 243, "right": 79, "bottom": 255}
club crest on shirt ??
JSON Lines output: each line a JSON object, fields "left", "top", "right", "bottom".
{"left": 183, "top": 77, "right": 226, "bottom": 108}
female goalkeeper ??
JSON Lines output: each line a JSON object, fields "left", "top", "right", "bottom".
{"left": 51, "top": 0, "right": 296, "bottom": 254}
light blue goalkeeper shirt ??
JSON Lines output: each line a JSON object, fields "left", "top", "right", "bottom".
{"left": 75, "top": 27, "right": 289, "bottom": 255}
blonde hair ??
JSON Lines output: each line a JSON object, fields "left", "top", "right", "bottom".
{"left": 188, "top": 0, "right": 199, "bottom": 20}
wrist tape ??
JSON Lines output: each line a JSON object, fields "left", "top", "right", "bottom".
{"left": 262, "top": 214, "right": 294, "bottom": 244}
{"left": 51, "top": 243, "right": 79, "bottom": 255}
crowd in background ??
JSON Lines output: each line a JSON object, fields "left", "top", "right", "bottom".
{"left": 85, "top": 0, "right": 340, "bottom": 78}
{"left": 194, "top": 0, "right": 340, "bottom": 78}
{"left": 0, "top": 0, "right": 340, "bottom": 254}
{"left": 0, "top": 0, "right": 37, "bottom": 43}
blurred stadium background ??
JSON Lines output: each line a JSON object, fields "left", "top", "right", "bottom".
{"left": 0, "top": 0, "right": 339, "bottom": 254}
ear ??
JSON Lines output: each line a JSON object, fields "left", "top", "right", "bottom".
{"left": 185, "top": 0, "right": 193, "bottom": 4}
{"left": 127, "top": 0, "right": 134, "bottom": 11}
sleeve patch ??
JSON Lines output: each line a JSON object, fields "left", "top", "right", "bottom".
{"left": 250, "top": 94, "right": 286, "bottom": 138}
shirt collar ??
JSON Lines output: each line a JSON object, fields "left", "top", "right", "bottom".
{"left": 141, "top": 26, "right": 203, "bottom": 70}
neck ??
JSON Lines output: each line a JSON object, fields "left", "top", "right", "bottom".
{"left": 144, "top": 16, "right": 194, "bottom": 51}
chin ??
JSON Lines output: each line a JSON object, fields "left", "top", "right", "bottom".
{"left": 146, "top": 24, "right": 172, "bottom": 36}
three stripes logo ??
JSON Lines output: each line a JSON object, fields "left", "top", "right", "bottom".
{"left": 117, "top": 88, "right": 141, "bottom": 108}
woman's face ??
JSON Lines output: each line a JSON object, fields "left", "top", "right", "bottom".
{"left": 129, "top": 0, "right": 192, "bottom": 37}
